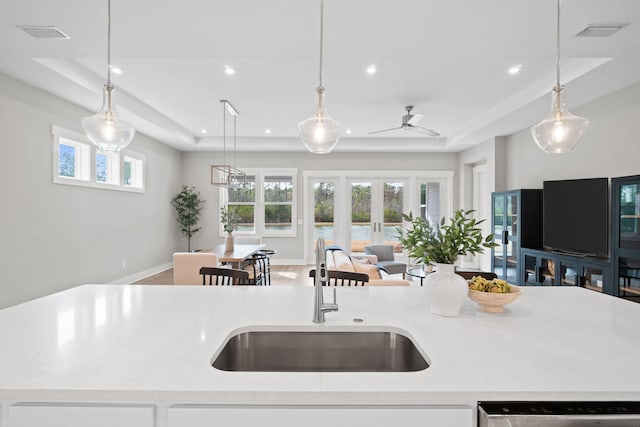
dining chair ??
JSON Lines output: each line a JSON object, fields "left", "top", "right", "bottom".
{"left": 308, "top": 269, "right": 369, "bottom": 286}
{"left": 200, "top": 267, "right": 249, "bottom": 286}
{"left": 243, "top": 252, "right": 269, "bottom": 285}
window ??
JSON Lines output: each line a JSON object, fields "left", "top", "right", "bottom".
{"left": 264, "top": 175, "right": 293, "bottom": 232}
{"left": 56, "top": 138, "right": 90, "bottom": 182}
{"left": 221, "top": 169, "right": 297, "bottom": 237}
{"left": 124, "top": 155, "right": 145, "bottom": 190}
{"left": 96, "top": 151, "right": 120, "bottom": 185}
{"left": 52, "top": 125, "right": 145, "bottom": 192}
{"left": 228, "top": 175, "right": 256, "bottom": 233}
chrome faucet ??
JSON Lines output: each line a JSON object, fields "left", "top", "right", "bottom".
{"left": 313, "top": 237, "right": 338, "bottom": 323}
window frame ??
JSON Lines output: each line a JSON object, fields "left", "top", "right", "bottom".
{"left": 220, "top": 168, "right": 297, "bottom": 238}
{"left": 52, "top": 125, "right": 145, "bottom": 193}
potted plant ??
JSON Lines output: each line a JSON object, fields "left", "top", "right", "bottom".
{"left": 220, "top": 206, "right": 239, "bottom": 252}
{"left": 171, "top": 186, "right": 205, "bottom": 252}
{"left": 398, "top": 209, "right": 497, "bottom": 317}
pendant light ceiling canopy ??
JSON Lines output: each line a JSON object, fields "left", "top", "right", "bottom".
{"left": 531, "top": 0, "right": 589, "bottom": 154}
{"left": 298, "top": 0, "right": 343, "bottom": 154}
{"left": 81, "top": 0, "right": 135, "bottom": 152}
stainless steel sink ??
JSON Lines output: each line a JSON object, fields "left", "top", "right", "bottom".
{"left": 212, "top": 330, "right": 429, "bottom": 372}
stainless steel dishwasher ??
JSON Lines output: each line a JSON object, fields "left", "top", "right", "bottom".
{"left": 478, "top": 402, "right": 640, "bottom": 426}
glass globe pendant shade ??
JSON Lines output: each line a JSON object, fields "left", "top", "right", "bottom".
{"left": 531, "top": 86, "right": 589, "bottom": 154}
{"left": 81, "top": 84, "right": 135, "bottom": 152}
{"left": 298, "top": 87, "right": 343, "bottom": 154}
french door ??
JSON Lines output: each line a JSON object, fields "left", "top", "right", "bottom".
{"left": 348, "top": 179, "right": 407, "bottom": 253}
{"left": 304, "top": 171, "right": 453, "bottom": 264}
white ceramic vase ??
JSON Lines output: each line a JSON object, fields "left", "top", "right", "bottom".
{"left": 424, "top": 263, "right": 468, "bottom": 317}
{"left": 225, "top": 232, "right": 234, "bottom": 252}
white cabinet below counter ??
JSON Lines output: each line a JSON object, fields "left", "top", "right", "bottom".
{"left": 168, "top": 405, "right": 474, "bottom": 427}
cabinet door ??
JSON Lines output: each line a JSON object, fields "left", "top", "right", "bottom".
{"left": 168, "top": 405, "right": 474, "bottom": 427}
{"left": 540, "top": 256, "right": 556, "bottom": 285}
{"left": 522, "top": 252, "right": 539, "bottom": 285}
{"left": 9, "top": 404, "right": 154, "bottom": 427}
{"left": 492, "top": 193, "right": 506, "bottom": 278}
{"left": 559, "top": 259, "right": 578, "bottom": 286}
{"left": 581, "top": 264, "right": 605, "bottom": 292}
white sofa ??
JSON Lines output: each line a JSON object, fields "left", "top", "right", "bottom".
{"left": 173, "top": 252, "right": 219, "bottom": 285}
{"left": 326, "top": 249, "right": 410, "bottom": 286}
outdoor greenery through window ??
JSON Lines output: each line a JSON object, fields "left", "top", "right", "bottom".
{"left": 264, "top": 176, "right": 293, "bottom": 232}
{"left": 52, "top": 125, "right": 145, "bottom": 192}
{"left": 223, "top": 169, "right": 297, "bottom": 236}
{"left": 228, "top": 175, "right": 256, "bottom": 232}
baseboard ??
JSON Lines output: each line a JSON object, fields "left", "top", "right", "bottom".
{"left": 111, "top": 261, "right": 173, "bottom": 284}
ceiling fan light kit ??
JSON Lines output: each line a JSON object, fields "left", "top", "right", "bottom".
{"left": 298, "top": 0, "right": 343, "bottom": 154}
{"left": 81, "top": 0, "right": 135, "bottom": 153}
{"left": 531, "top": 0, "right": 589, "bottom": 154}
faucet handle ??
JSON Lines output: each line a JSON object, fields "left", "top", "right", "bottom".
{"left": 332, "top": 287, "right": 337, "bottom": 304}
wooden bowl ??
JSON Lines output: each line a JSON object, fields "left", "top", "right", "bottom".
{"left": 468, "top": 285, "right": 522, "bottom": 313}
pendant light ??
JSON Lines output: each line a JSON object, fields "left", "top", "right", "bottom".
{"left": 531, "top": 0, "right": 588, "bottom": 154}
{"left": 81, "top": 0, "right": 135, "bottom": 152}
{"left": 298, "top": 0, "right": 343, "bottom": 154}
{"left": 211, "top": 100, "right": 246, "bottom": 188}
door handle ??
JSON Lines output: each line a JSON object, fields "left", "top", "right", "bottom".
{"left": 502, "top": 230, "right": 509, "bottom": 245}
{"left": 373, "top": 222, "right": 377, "bottom": 232}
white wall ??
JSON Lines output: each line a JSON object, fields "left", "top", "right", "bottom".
{"left": 181, "top": 150, "right": 458, "bottom": 262}
{"left": 505, "top": 82, "right": 640, "bottom": 188}
{"left": 0, "top": 73, "right": 182, "bottom": 308}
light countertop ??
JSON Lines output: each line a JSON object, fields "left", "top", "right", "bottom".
{"left": 1, "top": 284, "right": 639, "bottom": 405}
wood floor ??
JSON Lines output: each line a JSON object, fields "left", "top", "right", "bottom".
{"left": 134, "top": 264, "right": 315, "bottom": 286}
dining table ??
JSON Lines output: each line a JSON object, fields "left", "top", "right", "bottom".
{"left": 214, "top": 244, "right": 266, "bottom": 269}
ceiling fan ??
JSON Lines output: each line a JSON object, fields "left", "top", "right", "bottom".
{"left": 369, "top": 106, "right": 440, "bottom": 137}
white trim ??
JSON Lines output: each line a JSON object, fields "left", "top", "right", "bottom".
{"left": 110, "top": 261, "right": 173, "bottom": 284}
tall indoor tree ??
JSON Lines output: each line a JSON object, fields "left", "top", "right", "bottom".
{"left": 171, "top": 186, "right": 205, "bottom": 252}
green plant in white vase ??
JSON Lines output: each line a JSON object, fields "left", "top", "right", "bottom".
{"left": 398, "top": 209, "right": 497, "bottom": 317}
{"left": 220, "top": 206, "right": 239, "bottom": 252}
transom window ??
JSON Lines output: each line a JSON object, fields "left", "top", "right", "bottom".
{"left": 52, "top": 125, "right": 145, "bottom": 192}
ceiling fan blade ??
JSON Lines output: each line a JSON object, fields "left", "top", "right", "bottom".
{"left": 368, "top": 126, "right": 403, "bottom": 135}
{"left": 407, "top": 113, "right": 423, "bottom": 126}
{"left": 413, "top": 125, "right": 441, "bottom": 137}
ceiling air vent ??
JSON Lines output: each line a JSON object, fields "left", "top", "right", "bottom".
{"left": 575, "top": 24, "right": 627, "bottom": 38}
{"left": 18, "top": 25, "right": 70, "bottom": 39}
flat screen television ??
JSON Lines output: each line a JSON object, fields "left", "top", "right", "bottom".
{"left": 543, "top": 178, "right": 609, "bottom": 257}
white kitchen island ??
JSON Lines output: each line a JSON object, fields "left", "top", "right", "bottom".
{"left": 1, "top": 284, "right": 639, "bottom": 427}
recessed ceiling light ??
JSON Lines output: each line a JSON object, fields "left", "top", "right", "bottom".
{"left": 110, "top": 65, "right": 122, "bottom": 75}
{"left": 366, "top": 64, "right": 377, "bottom": 75}
{"left": 200, "top": 129, "right": 207, "bottom": 134}
{"left": 265, "top": 128, "right": 271, "bottom": 134}
{"left": 224, "top": 66, "right": 235, "bottom": 75}
{"left": 345, "top": 129, "right": 352, "bottom": 134}
{"left": 508, "top": 64, "right": 522, "bottom": 75}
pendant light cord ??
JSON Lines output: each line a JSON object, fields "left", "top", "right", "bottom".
{"left": 222, "top": 102, "right": 227, "bottom": 167}
{"left": 318, "top": 0, "right": 324, "bottom": 89}
{"left": 107, "top": 0, "right": 112, "bottom": 87}
{"left": 555, "top": 0, "right": 561, "bottom": 90}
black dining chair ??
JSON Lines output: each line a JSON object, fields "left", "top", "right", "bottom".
{"left": 200, "top": 267, "right": 249, "bottom": 286}
{"left": 308, "top": 269, "right": 369, "bottom": 286}
{"left": 243, "top": 252, "right": 270, "bottom": 285}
